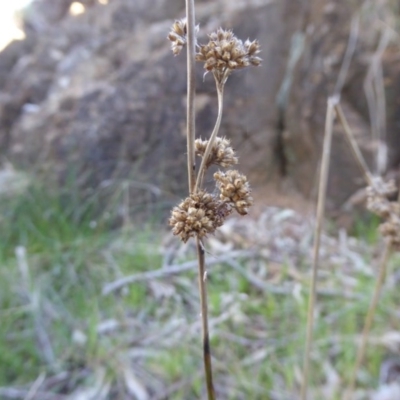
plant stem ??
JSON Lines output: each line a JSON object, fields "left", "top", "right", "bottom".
{"left": 196, "top": 237, "right": 216, "bottom": 400}
{"left": 186, "top": 3, "right": 215, "bottom": 397}
{"left": 344, "top": 239, "right": 392, "bottom": 400}
{"left": 335, "top": 104, "right": 374, "bottom": 187}
{"left": 186, "top": 0, "right": 196, "bottom": 194}
{"left": 194, "top": 80, "right": 224, "bottom": 192}
{"left": 300, "top": 96, "right": 336, "bottom": 400}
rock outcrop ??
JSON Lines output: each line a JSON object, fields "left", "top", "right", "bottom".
{"left": 0, "top": 0, "right": 399, "bottom": 217}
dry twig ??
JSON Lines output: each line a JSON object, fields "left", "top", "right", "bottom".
{"left": 102, "top": 250, "right": 255, "bottom": 295}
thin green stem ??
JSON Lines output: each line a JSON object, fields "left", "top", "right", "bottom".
{"left": 194, "top": 80, "right": 224, "bottom": 192}
{"left": 344, "top": 239, "right": 392, "bottom": 400}
{"left": 300, "top": 96, "right": 336, "bottom": 400}
{"left": 196, "top": 237, "right": 215, "bottom": 400}
{"left": 186, "top": 0, "right": 196, "bottom": 194}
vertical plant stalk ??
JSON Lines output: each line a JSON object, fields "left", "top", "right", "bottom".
{"left": 196, "top": 237, "right": 216, "bottom": 400}
{"left": 336, "top": 98, "right": 395, "bottom": 399}
{"left": 169, "top": 19, "right": 259, "bottom": 399}
{"left": 300, "top": 96, "right": 336, "bottom": 400}
{"left": 344, "top": 239, "right": 392, "bottom": 400}
{"left": 186, "top": 0, "right": 196, "bottom": 194}
{"left": 335, "top": 104, "right": 374, "bottom": 186}
{"left": 194, "top": 80, "right": 224, "bottom": 192}
{"left": 336, "top": 99, "right": 396, "bottom": 398}
{"left": 185, "top": 1, "right": 216, "bottom": 398}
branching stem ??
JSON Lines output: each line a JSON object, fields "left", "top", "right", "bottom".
{"left": 335, "top": 104, "right": 374, "bottom": 186}
{"left": 186, "top": 2, "right": 216, "bottom": 398}
{"left": 194, "top": 79, "right": 224, "bottom": 192}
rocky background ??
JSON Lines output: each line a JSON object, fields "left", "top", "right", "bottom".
{"left": 0, "top": 0, "right": 399, "bottom": 219}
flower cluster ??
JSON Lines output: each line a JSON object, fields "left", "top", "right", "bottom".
{"left": 366, "top": 178, "right": 400, "bottom": 247}
{"left": 170, "top": 137, "right": 253, "bottom": 242}
{"left": 214, "top": 170, "right": 254, "bottom": 215}
{"left": 168, "top": 21, "right": 257, "bottom": 243}
{"left": 195, "top": 137, "right": 238, "bottom": 168}
{"left": 167, "top": 19, "right": 188, "bottom": 56}
{"left": 168, "top": 23, "right": 261, "bottom": 83}
{"left": 196, "top": 28, "right": 261, "bottom": 83}
{"left": 169, "top": 191, "right": 232, "bottom": 243}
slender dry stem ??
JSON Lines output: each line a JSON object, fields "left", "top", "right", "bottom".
{"left": 300, "top": 96, "right": 336, "bottom": 400}
{"left": 336, "top": 79, "right": 394, "bottom": 400}
{"left": 344, "top": 239, "right": 392, "bottom": 400}
{"left": 194, "top": 80, "right": 224, "bottom": 192}
{"left": 186, "top": 2, "right": 216, "bottom": 397}
{"left": 335, "top": 104, "right": 374, "bottom": 186}
{"left": 186, "top": 0, "right": 196, "bottom": 194}
{"left": 196, "top": 237, "right": 216, "bottom": 400}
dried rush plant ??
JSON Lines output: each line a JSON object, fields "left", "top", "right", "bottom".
{"left": 316, "top": 90, "right": 400, "bottom": 400}
{"left": 167, "top": 16, "right": 261, "bottom": 400}
{"left": 298, "top": 95, "right": 400, "bottom": 400}
{"left": 335, "top": 105, "right": 400, "bottom": 400}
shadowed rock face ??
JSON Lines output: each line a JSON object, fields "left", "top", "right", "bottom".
{"left": 0, "top": 0, "right": 399, "bottom": 215}
{"left": 286, "top": 1, "right": 400, "bottom": 215}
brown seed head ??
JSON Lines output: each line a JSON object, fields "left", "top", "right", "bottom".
{"left": 366, "top": 187, "right": 392, "bottom": 218}
{"left": 366, "top": 178, "right": 400, "bottom": 244}
{"left": 169, "top": 191, "right": 232, "bottom": 242}
{"left": 195, "top": 137, "right": 238, "bottom": 168}
{"left": 379, "top": 214, "right": 400, "bottom": 246}
{"left": 214, "top": 170, "right": 253, "bottom": 215}
{"left": 372, "top": 177, "right": 397, "bottom": 197}
{"left": 366, "top": 178, "right": 399, "bottom": 218}
{"left": 168, "top": 19, "right": 189, "bottom": 56}
{"left": 244, "top": 39, "right": 262, "bottom": 66}
{"left": 196, "top": 28, "right": 261, "bottom": 84}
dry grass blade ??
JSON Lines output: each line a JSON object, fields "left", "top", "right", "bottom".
{"left": 344, "top": 239, "right": 392, "bottom": 400}
{"left": 102, "top": 250, "right": 254, "bottom": 295}
{"left": 122, "top": 364, "right": 149, "bottom": 400}
{"left": 300, "top": 95, "right": 337, "bottom": 400}
{"left": 24, "top": 373, "right": 46, "bottom": 400}
{"left": 0, "top": 387, "right": 67, "bottom": 400}
{"left": 15, "top": 246, "right": 57, "bottom": 368}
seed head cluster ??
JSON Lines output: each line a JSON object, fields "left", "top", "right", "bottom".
{"left": 168, "top": 20, "right": 257, "bottom": 243}
{"left": 169, "top": 191, "right": 232, "bottom": 243}
{"left": 168, "top": 23, "right": 261, "bottom": 84}
{"left": 366, "top": 178, "right": 400, "bottom": 247}
{"left": 195, "top": 137, "right": 238, "bottom": 168}
{"left": 214, "top": 170, "right": 253, "bottom": 215}
{"left": 168, "top": 19, "right": 188, "bottom": 56}
{"left": 169, "top": 167, "right": 254, "bottom": 242}
{"left": 196, "top": 28, "right": 261, "bottom": 81}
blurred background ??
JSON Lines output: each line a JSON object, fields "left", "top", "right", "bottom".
{"left": 0, "top": 0, "right": 400, "bottom": 399}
